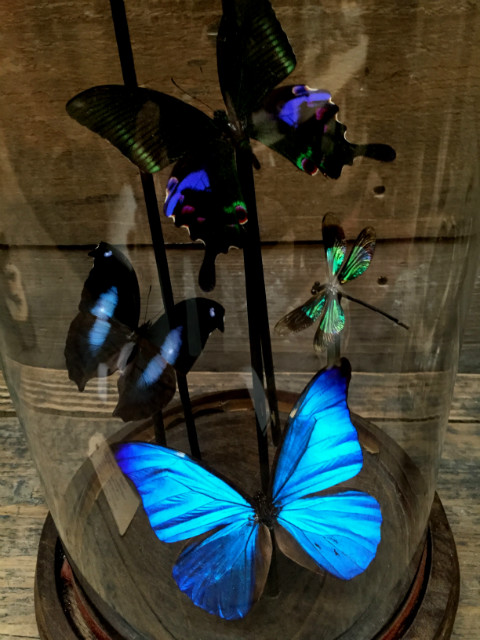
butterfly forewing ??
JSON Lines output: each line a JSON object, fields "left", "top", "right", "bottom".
{"left": 217, "top": 0, "right": 296, "bottom": 122}
{"left": 271, "top": 363, "right": 362, "bottom": 503}
{"left": 66, "top": 86, "right": 218, "bottom": 173}
{"left": 338, "top": 227, "right": 376, "bottom": 284}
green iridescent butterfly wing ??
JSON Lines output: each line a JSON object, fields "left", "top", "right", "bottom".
{"left": 66, "top": 86, "right": 217, "bottom": 173}
{"left": 217, "top": 0, "right": 296, "bottom": 123}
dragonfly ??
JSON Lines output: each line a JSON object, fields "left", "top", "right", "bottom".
{"left": 275, "top": 214, "right": 408, "bottom": 351}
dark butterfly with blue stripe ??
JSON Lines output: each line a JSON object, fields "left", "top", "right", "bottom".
{"left": 65, "top": 242, "right": 224, "bottom": 421}
{"left": 115, "top": 359, "right": 382, "bottom": 620}
{"left": 275, "top": 214, "right": 408, "bottom": 351}
{"left": 66, "top": 0, "right": 395, "bottom": 291}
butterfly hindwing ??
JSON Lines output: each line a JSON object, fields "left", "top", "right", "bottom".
{"left": 115, "top": 442, "right": 271, "bottom": 619}
{"left": 250, "top": 85, "right": 396, "bottom": 178}
{"left": 173, "top": 519, "right": 272, "bottom": 621}
{"left": 164, "top": 144, "right": 248, "bottom": 291}
{"left": 274, "top": 491, "right": 382, "bottom": 580}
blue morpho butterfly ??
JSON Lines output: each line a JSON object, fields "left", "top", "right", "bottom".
{"left": 65, "top": 242, "right": 224, "bottom": 422}
{"left": 115, "top": 359, "right": 382, "bottom": 620}
{"left": 275, "top": 213, "right": 408, "bottom": 351}
{"left": 65, "top": 0, "right": 396, "bottom": 292}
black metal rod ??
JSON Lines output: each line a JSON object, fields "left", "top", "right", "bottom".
{"left": 109, "top": 0, "right": 200, "bottom": 459}
{"left": 236, "top": 144, "right": 279, "bottom": 491}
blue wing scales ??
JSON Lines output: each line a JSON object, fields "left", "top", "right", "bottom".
{"left": 115, "top": 442, "right": 271, "bottom": 619}
{"left": 275, "top": 491, "right": 382, "bottom": 579}
{"left": 173, "top": 518, "right": 271, "bottom": 620}
{"left": 272, "top": 362, "right": 363, "bottom": 504}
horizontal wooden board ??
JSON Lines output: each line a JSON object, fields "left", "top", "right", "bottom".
{"left": 0, "top": 241, "right": 478, "bottom": 374}
{"left": 0, "top": 1, "right": 480, "bottom": 246}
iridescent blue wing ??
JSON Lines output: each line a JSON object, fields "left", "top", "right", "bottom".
{"left": 272, "top": 361, "right": 361, "bottom": 502}
{"left": 274, "top": 492, "right": 382, "bottom": 579}
{"left": 113, "top": 330, "right": 179, "bottom": 422}
{"left": 66, "top": 85, "right": 218, "bottom": 173}
{"left": 146, "top": 298, "right": 225, "bottom": 375}
{"left": 164, "top": 145, "right": 248, "bottom": 291}
{"left": 65, "top": 242, "right": 140, "bottom": 390}
{"left": 271, "top": 362, "right": 382, "bottom": 578}
{"left": 115, "top": 443, "right": 272, "bottom": 619}
{"left": 337, "top": 226, "right": 376, "bottom": 284}
{"left": 217, "top": 0, "right": 296, "bottom": 122}
{"left": 274, "top": 288, "right": 327, "bottom": 335}
{"left": 250, "top": 85, "right": 395, "bottom": 178}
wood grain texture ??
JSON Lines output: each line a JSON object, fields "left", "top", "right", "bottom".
{"left": 0, "top": 372, "right": 478, "bottom": 639}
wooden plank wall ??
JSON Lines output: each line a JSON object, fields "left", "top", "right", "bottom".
{"left": 0, "top": 0, "right": 479, "bottom": 638}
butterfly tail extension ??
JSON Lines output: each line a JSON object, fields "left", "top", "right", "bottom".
{"left": 198, "top": 249, "right": 217, "bottom": 292}
{"left": 351, "top": 142, "right": 396, "bottom": 163}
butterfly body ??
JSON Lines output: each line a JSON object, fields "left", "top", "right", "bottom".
{"left": 65, "top": 243, "right": 224, "bottom": 420}
{"left": 115, "top": 361, "right": 382, "bottom": 619}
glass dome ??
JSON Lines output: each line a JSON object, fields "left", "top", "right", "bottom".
{"left": 0, "top": 0, "right": 478, "bottom": 638}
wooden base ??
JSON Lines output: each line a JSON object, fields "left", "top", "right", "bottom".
{"left": 34, "top": 390, "right": 460, "bottom": 639}
{"left": 34, "top": 494, "right": 459, "bottom": 640}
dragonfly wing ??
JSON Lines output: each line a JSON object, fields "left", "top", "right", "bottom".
{"left": 338, "top": 227, "right": 376, "bottom": 284}
{"left": 313, "top": 294, "right": 345, "bottom": 352}
{"left": 275, "top": 290, "right": 326, "bottom": 335}
{"left": 322, "top": 213, "right": 346, "bottom": 277}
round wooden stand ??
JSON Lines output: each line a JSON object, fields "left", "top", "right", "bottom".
{"left": 34, "top": 390, "right": 460, "bottom": 640}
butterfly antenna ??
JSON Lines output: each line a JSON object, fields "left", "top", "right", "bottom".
{"left": 170, "top": 77, "right": 213, "bottom": 114}
{"left": 342, "top": 293, "right": 409, "bottom": 330}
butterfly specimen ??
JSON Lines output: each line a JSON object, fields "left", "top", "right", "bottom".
{"left": 115, "top": 360, "right": 382, "bottom": 620}
{"left": 65, "top": 242, "right": 224, "bottom": 421}
{"left": 66, "top": 0, "right": 395, "bottom": 291}
{"left": 275, "top": 214, "right": 408, "bottom": 351}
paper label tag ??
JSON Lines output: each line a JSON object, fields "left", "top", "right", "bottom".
{"left": 88, "top": 433, "right": 140, "bottom": 536}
